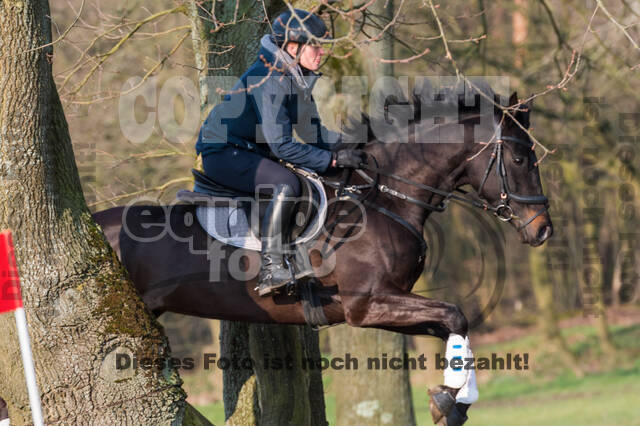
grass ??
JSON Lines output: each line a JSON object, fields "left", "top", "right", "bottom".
{"left": 194, "top": 403, "right": 226, "bottom": 425}
{"left": 467, "top": 365, "right": 640, "bottom": 426}
{"left": 196, "top": 368, "right": 640, "bottom": 425}
{"left": 193, "top": 321, "right": 640, "bottom": 425}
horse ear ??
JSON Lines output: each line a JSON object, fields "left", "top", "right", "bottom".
{"left": 517, "top": 107, "right": 531, "bottom": 129}
{"left": 509, "top": 91, "right": 518, "bottom": 107}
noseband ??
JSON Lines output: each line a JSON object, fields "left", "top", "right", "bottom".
{"left": 475, "top": 135, "right": 548, "bottom": 229}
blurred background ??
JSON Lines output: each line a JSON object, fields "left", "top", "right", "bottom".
{"left": 50, "top": 0, "right": 640, "bottom": 424}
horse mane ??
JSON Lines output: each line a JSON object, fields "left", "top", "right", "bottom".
{"left": 342, "top": 79, "right": 504, "bottom": 146}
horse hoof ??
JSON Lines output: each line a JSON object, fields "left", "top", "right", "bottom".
{"left": 446, "top": 403, "right": 469, "bottom": 426}
{"left": 428, "top": 385, "right": 457, "bottom": 424}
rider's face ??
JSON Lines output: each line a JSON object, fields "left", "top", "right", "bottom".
{"left": 287, "top": 42, "right": 325, "bottom": 71}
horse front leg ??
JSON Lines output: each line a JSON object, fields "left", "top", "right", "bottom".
{"left": 341, "top": 292, "right": 478, "bottom": 426}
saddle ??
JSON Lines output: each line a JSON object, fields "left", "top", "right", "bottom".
{"left": 176, "top": 168, "right": 327, "bottom": 249}
{"left": 176, "top": 168, "right": 329, "bottom": 301}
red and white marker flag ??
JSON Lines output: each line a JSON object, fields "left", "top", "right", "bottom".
{"left": 0, "top": 231, "right": 43, "bottom": 426}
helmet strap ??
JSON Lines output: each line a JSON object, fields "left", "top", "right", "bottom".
{"left": 294, "top": 44, "right": 303, "bottom": 64}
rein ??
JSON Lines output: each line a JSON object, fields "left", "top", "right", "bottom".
{"left": 321, "top": 135, "right": 548, "bottom": 261}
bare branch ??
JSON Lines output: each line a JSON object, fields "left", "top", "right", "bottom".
{"left": 88, "top": 177, "right": 192, "bottom": 208}
{"left": 67, "top": 4, "right": 187, "bottom": 97}
{"left": 596, "top": 0, "right": 640, "bottom": 54}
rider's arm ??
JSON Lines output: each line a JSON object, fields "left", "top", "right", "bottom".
{"left": 254, "top": 77, "right": 333, "bottom": 173}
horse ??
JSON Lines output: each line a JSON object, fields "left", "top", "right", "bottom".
{"left": 90, "top": 89, "right": 553, "bottom": 425}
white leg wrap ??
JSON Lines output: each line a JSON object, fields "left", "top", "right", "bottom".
{"left": 443, "top": 333, "right": 469, "bottom": 389}
{"left": 456, "top": 340, "right": 479, "bottom": 404}
{"left": 0, "top": 418, "right": 9, "bottom": 426}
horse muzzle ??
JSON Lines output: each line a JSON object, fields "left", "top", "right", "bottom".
{"left": 518, "top": 209, "right": 553, "bottom": 247}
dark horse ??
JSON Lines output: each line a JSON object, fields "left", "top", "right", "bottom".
{"left": 91, "top": 90, "right": 552, "bottom": 425}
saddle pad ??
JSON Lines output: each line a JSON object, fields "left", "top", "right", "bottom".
{"left": 195, "top": 174, "right": 328, "bottom": 251}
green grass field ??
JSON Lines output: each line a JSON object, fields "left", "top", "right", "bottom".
{"left": 194, "top": 321, "right": 640, "bottom": 425}
{"left": 424, "top": 366, "right": 640, "bottom": 425}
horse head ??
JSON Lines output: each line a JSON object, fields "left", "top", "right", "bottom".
{"left": 342, "top": 82, "right": 553, "bottom": 248}
{"left": 464, "top": 91, "right": 553, "bottom": 246}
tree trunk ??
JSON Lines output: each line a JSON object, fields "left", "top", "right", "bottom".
{"left": 610, "top": 241, "right": 624, "bottom": 307}
{"left": 0, "top": 1, "right": 186, "bottom": 424}
{"left": 529, "top": 249, "right": 583, "bottom": 377}
{"left": 330, "top": 326, "right": 415, "bottom": 426}
{"left": 581, "top": 216, "right": 617, "bottom": 355}
{"left": 329, "top": 2, "right": 415, "bottom": 424}
{"left": 512, "top": 0, "right": 528, "bottom": 69}
{"left": 188, "top": 2, "right": 327, "bottom": 424}
{"left": 578, "top": 145, "right": 616, "bottom": 355}
{"left": 249, "top": 325, "right": 326, "bottom": 425}
{"left": 364, "top": 0, "right": 394, "bottom": 78}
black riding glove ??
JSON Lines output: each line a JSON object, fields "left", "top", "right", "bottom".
{"left": 332, "top": 149, "right": 367, "bottom": 169}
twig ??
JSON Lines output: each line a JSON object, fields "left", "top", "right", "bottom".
{"left": 88, "top": 177, "right": 192, "bottom": 208}
{"left": 4, "top": 0, "right": 86, "bottom": 58}
{"left": 427, "top": 0, "right": 460, "bottom": 78}
{"left": 380, "top": 47, "right": 430, "bottom": 63}
{"left": 596, "top": 0, "right": 640, "bottom": 53}
{"left": 68, "top": 5, "right": 187, "bottom": 96}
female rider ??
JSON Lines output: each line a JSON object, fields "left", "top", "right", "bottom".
{"left": 195, "top": 9, "right": 365, "bottom": 296}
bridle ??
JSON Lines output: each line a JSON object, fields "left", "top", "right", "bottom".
{"left": 477, "top": 135, "right": 548, "bottom": 229}
{"left": 321, "top": 133, "right": 549, "bottom": 262}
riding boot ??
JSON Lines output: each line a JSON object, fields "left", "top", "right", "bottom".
{"left": 257, "top": 183, "right": 298, "bottom": 296}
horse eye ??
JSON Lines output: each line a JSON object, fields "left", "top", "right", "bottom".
{"left": 514, "top": 157, "right": 524, "bottom": 165}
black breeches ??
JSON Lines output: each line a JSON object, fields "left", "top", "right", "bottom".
{"left": 202, "top": 147, "right": 301, "bottom": 197}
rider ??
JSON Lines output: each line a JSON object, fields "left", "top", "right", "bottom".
{"left": 195, "top": 9, "right": 365, "bottom": 296}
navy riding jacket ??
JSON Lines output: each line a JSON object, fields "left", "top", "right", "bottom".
{"left": 195, "top": 35, "right": 341, "bottom": 173}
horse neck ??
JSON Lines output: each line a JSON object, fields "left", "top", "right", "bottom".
{"left": 362, "top": 138, "right": 471, "bottom": 230}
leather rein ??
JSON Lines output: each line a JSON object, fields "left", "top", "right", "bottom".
{"left": 321, "top": 135, "right": 549, "bottom": 262}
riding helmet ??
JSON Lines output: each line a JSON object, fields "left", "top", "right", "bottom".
{"left": 272, "top": 9, "right": 329, "bottom": 46}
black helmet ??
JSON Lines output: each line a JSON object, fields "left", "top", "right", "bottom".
{"left": 272, "top": 9, "right": 329, "bottom": 46}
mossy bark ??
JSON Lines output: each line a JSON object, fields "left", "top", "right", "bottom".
{"left": 0, "top": 0, "right": 186, "bottom": 424}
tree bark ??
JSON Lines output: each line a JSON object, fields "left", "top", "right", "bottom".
{"left": 187, "top": 2, "right": 327, "bottom": 424}
{"left": 330, "top": 326, "right": 415, "bottom": 426}
{"left": 0, "top": 1, "right": 186, "bottom": 424}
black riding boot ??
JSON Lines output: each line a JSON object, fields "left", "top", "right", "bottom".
{"left": 257, "top": 183, "right": 298, "bottom": 296}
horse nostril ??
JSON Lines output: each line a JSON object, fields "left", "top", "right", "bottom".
{"left": 537, "top": 225, "right": 553, "bottom": 242}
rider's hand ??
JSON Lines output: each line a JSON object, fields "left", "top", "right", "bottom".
{"left": 331, "top": 149, "right": 367, "bottom": 169}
